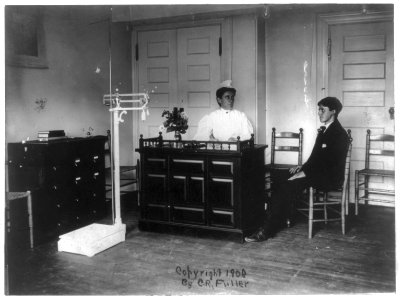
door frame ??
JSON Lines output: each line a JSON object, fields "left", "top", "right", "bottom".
{"left": 316, "top": 10, "right": 393, "bottom": 100}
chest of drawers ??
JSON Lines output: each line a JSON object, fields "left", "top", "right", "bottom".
{"left": 7, "top": 136, "right": 107, "bottom": 246}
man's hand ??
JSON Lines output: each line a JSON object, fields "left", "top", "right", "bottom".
{"left": 288, "top": 171, "right": 306, "bottom": 181}
{"left": 289, "top": 165, "right": 302, "bottom": 174}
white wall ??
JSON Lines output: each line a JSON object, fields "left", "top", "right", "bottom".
{"left": 265, "top": 9, "right": 319, "bottom": 165}
{"left": 5, "top": 6, "right": 134, "bottom": 165}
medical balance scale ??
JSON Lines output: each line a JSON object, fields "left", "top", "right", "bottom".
{"left": 57, "top": 91, "right": 149, "bottom": 257}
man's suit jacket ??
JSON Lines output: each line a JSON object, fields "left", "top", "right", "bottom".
{"left": 301, "top": 119, "right": 349, "bottom": 190}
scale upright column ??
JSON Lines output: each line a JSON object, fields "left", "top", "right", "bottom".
{"left": 112, "top": 109, "right": 122, "bottom": 225}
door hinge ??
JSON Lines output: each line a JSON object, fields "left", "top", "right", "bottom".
{"left": 135, "top": 43, "right": 139, "bottom": 61}
{"left": 327, "top": 38, "right": 332, "bottom": 61}
{"left": 219, "top": 37, "right": 222, "bottom": 56}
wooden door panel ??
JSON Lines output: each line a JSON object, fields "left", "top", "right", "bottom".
{"left": 138, "top": 29, "right": 178, "bottom": 139}
{"left": 177, "top": 25, "right": 221, "bottom": 139}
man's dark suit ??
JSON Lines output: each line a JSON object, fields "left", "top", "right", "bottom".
{"left": 264, "top": 119, "right": 349, "bottom": 237}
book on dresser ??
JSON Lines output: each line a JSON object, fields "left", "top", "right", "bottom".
{"left": 37, "top": 130, "right": 65, "bottom": 138}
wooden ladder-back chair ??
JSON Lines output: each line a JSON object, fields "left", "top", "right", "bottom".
{"left": 105, "top": 130, "right": 137, "bottom": 201}
{"left": 354, "top": 130, "right": 395, "bottom": 215}
{"left": 265, "top": 128, "right": 303, "bottom": 207}
{"left": 298, "top": 129, "right": 352, "bottom": 238}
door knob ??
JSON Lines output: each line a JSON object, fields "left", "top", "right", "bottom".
{"left": 389, "top": 107, "right": 394, "bottom": 120}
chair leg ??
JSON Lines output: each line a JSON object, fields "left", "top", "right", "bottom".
{"left": 341, "top": 187, "right": 346, "bottom": 235}
{"left": 323, "top": 192, "right": 328, "bottom": 224}
{"left": 355, "top": 170, "right": 359, "bottom": 216}
{"left": 27, "top": 191, "right": 34, "bottom": 249}
{"left": 308, "top": 187, "right": 313, "bottom": 239}
{"left": 345, "top": 176, "right": 350, "bottom": 216}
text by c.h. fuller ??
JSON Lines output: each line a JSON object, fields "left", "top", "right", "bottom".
{"left": 176, "top": 265, "right": 249, "bottom": 289}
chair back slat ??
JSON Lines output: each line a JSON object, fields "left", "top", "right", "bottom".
{"left": 365, "top": 129, "right": 395, "bottom": 169}
{"left": 274, "top": 146, "right": 300, "bottom": 152}
{"left": 271, "top": 128, "right": 303, "bottom": 165}
{"left": 275, "top": 132, "right": 300, "bottom": 138}
{"left": 369, "top": 149, "right": 394, "bottom": 156}
{"left": 370, "top": 134, "right": 394, "bottom": 142}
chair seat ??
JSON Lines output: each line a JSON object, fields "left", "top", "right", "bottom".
{"left": 357, "top": 168, "right": 394, "bottom": 177}
{"left": 265, "top": 163, "right": 298, "bottom": 170}
{"left": 120, "top": 166, "right": 136, "bottom": 173}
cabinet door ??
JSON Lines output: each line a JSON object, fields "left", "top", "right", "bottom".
{"left": 170, "top": 158, "right": 206, "bottom": 225}
{"left": 208, "top": 159, "right": 236, "bottom": 228}
{"left": 140, "top": 155, "right": 169, "bottom": 221}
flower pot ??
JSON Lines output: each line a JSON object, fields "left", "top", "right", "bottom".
{"left": 174, "top": 131, "right": 182, "bottom": 141}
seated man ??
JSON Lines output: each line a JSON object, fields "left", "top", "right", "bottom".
{"left": 245, "top": 96, "right": 349, "bottom": 242}
{"left": 193, "top": 80, "right": 254, "bottom": 141}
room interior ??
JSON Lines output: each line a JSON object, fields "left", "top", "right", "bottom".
{"left": 3, "top": 3, "right": 396, "bottom": 295}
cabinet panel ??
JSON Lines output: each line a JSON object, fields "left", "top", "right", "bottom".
{"left": 145, "top": 157, "right": 167, "bottom": 172}
{"left": 173, "top": 206, "right": 205, "bottom": 224}
{"left": 209, "top": 178, "right": 234, "bottom": 209}
{"left": 210, "top": 210, "right": 234, "bottom": 228}
{"left": 209, "top": 160, "right": 234, "bottom": 177}
{"left": 144, "top": 174, "right": 167, "bottom": 204}
{"left": 171, "top": 159, "right": 204, "bottom": 174}
{"left": 170, "top": 176, "right": 204, "bottom": 206}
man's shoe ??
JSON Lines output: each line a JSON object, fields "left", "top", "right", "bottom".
{"left": 244, "top": 229, "right": 267, "bottom": 243}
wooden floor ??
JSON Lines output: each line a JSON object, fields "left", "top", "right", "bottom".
{"left": 5, "top": 200, "right": 396, "bottom": 295}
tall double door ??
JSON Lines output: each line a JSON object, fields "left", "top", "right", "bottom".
{"left": 136, "top": 25, "right": 221, "bottom": 140}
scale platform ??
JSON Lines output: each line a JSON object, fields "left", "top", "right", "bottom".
{"left": 58, "top": 223, "right": 126, "bottom": 257}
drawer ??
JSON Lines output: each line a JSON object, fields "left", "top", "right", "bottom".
{"left": 8, "top": 144, "right": 46, "bottom": 165}
{"left": 210, "top": 210, "right": 234, "bottom": 228}
{"left": 171, "top": 159, "right": 204, "bottom": 174}
{"left": 144, "top": 157, "right": 167, "bottom": 172}
{"left": 209, "top": 160, "right": 234, "bottom": 177}
{"left": 143, "top": 204, "right": 169, "bottom": 221}
{"left": 172, "top": 206, "right": 205, "bottom": 225}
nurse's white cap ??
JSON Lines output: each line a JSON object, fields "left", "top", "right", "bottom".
{"left": 219, "top": 80, "right": 234, "bottom": 88}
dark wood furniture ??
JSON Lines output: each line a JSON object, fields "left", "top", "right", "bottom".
{"left": 7, "top": 136, "right": 107, "bottom": 246}
{"left": 136, "top": 134, "right": 268, "bottom": 242}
